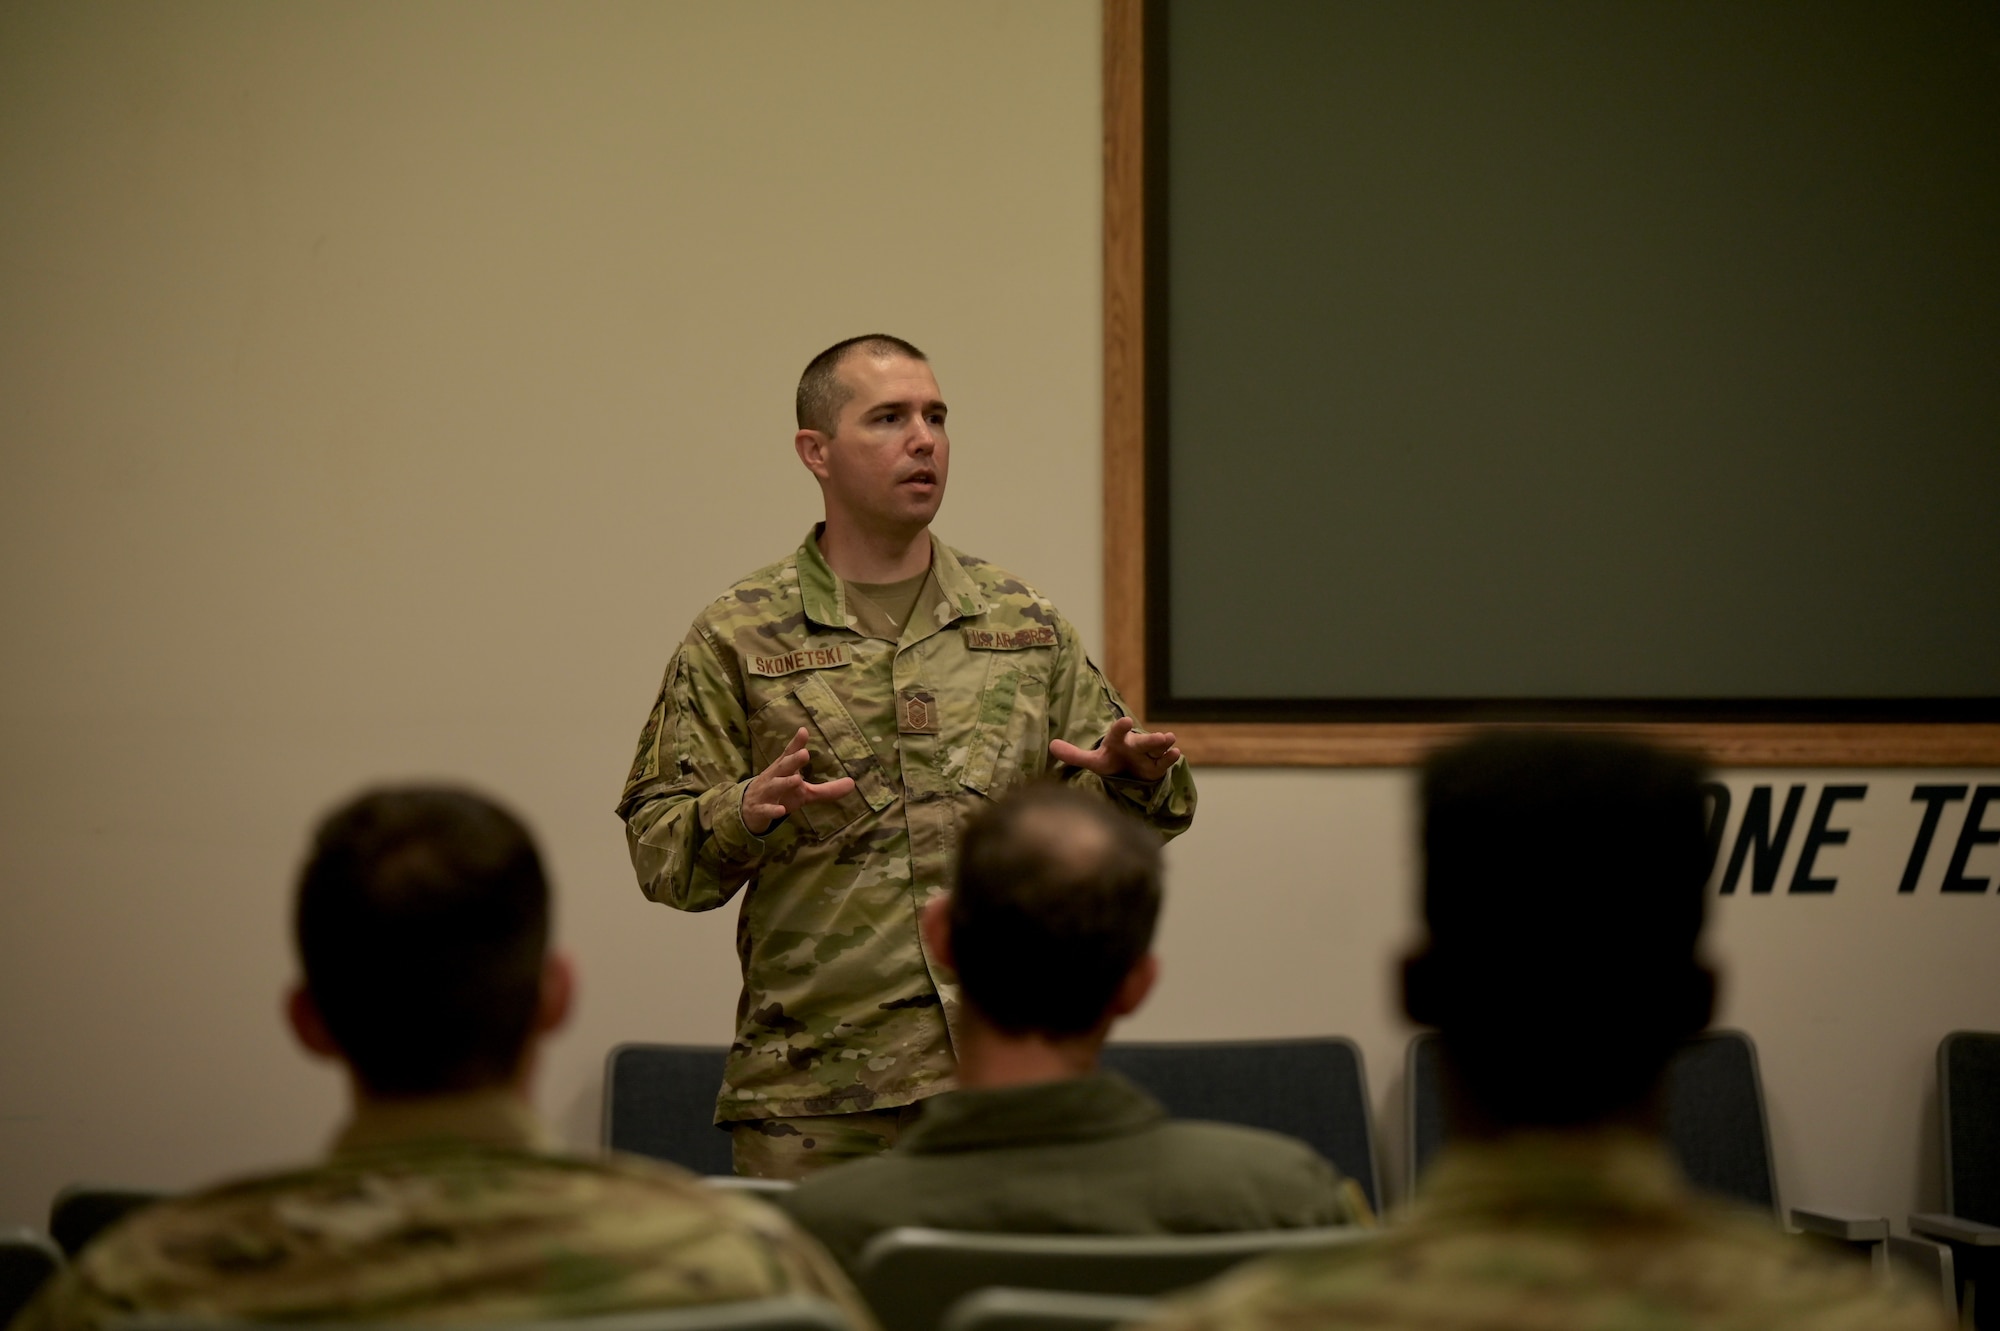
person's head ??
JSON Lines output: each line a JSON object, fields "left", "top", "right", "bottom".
{"left": 794, "top": 335, "right": 949, "bottom": 541}
{"left": 288, "top": 786, "right": 571, "bottom": 1100}
{"left": 1403, "top": 730, "right": 1714, "bottom": 1131}
{"left": 926, "top": 783, "right": 1163, "bottom": 1040}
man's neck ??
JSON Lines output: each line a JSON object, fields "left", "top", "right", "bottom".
{"left": 346, "top": 1050, "right": 539, "bottom": 1119}
{"left": 954, "top": 1010, "right": 1108, "bottom": 1091}
{"left": 816, "top": 517, "right": 932, "bottom": 583}
{"left": 336, "top": 1081, "right": 545, "bottom": 1155}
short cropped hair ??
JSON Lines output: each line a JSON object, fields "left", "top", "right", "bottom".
{"left": 295, "top": 786, "right": 549, "bottom": 1097}
{"left": 950, "top": 783, "right": 1163, "bottom": 1037}
{"left": 796, "top": 334, "right": 928, "bottom": 436}
{"left": 1411, "top": 730, "right": 1712, "bottom": 1127}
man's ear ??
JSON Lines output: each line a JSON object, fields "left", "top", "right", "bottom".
{"left": 795, "top": 429, "right": 832, "bottom": 481}
{"left": 919, "top": 894, "right": 954, "bottom": 969}
{"left": 286, "top": 984, "right": 342, "bottom": 1060}
{"left": 1108, "top": 952, "right": 1159, "bottom": 1019}
{"left": 536, "top": 951, "right": 576, "bottom": 1037}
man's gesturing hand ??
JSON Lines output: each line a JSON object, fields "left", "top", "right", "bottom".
{"left": 743, "top": 727, "right": 856, "bottom": 836}
{"left": 1049, "top": 716, "right": 1182, "bottom": 783}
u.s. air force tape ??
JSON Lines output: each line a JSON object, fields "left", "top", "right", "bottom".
{"left": 962, "top": 626, "right": 1055, "bottom": 650}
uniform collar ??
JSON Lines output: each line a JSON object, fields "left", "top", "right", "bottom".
{"left": 797, "top": 526, "right": 987, "bottom": 632}
{"left": 924, "top": 531, "right": 987, "bottom": 619}
{"left": 1411, "top": 1127, "right": 1691, "bottom": 1226}
{"left": 331, "top": 1087, "right": 550, "bottom": 1158}
{"left": 900, "top": 1071, "right": 1165, "bottom": 1154}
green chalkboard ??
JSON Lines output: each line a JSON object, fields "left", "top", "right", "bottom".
{"left": 1150, "top": 0, "right": 2000, "bottom": 721}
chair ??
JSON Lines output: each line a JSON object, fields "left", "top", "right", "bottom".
{"left": 1910, "top": 1031, "right": 2000, "bottom": 1328}
{"left": 1886, "top": 1235, "right": 1957, "bottom": 1316}
{"left": 117, "top": 1295, "right": 856, "bottom": 1331}
{"left": 1662, "top": 1031, "right": 1781, "bottom": 1212}
{"left": 1, "top": 1228, "right": 64, "bottom": 1328}
{"left": 49, "top": 1185, "right": 166, "bottom": 1257}
{"left": 603, "top": 1043, "right": 734, "bottom": 1176}
{"left": 1406, "top": 1031, "right": 1885, "bottom": 1251}
{"left": 707, "top": 1177, "right": 796, "bottom": 1198}
{"left": 1100, "top": 1038, "right": 1382, "bottom": 1215}
{"left": 856, "top": 1226, "right": 1370, "bottom": 1331}
{"left": 940, "top": 1288, "right": 1159, "bottom": 1331}
{"left": 1412, "top": 1029, "right": 1767, "bottom": 1208}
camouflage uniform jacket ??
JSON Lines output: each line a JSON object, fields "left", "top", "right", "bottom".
{"left": 11, "top": 1090, "right": 876, "bottom": 1331}
{"left": 1135, "top": 1128, "right": 1952, "bottom": 1331}
{"left": 617, "top": 528, "right": 1196, "bottom": 1122}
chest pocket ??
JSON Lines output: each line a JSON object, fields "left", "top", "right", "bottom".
{"left": 750, "top": 670, "right": 894, "bottom": 839}
{"left": 961, "top": 645, "right": 1056, "bottom": 796}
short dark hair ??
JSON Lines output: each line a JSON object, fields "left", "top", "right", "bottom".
{"left": 1409, "top": 730, "right": 1712, "bottom": 1128}
{"left": 796, "top": 334, "right": 928, "bottom": 436}
{"left": 295, "top": 786, "right": 549, "bottom": 1097}
{"left": 950, "top": 783, "right": 1163, "bottom": 1038}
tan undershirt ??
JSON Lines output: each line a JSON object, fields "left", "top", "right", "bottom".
{"left": 847, "top": 568, "right": 933, "bottom": 641}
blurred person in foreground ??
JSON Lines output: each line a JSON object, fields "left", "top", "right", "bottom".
{"left": 13, "top": 786, "right": 872, "bottom": 1331}
{"left": 781, "top": 782, "right": 1367, "bottom": 1276}
{"left": 1134, "top": 731, "right": 1951, "bottom": 1331}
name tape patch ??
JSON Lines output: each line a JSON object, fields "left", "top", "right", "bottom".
{"left": 748, "top": 644, "right": 854, "bottom": 677}
{"left": 962, "top": 626, "right": 1056, "bottom": 651}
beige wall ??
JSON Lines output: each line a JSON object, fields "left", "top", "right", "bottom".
{"left": 1, "top": 1, "right": 1993, "bottom": 1233}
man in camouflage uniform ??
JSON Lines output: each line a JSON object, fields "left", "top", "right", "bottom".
{"left": 1132, "top": 732, "right": 1952, "bottom": 1331}
{"left": 617, "top": 335, "right": 1196, "bottom": 1179}
{"left": 782, "top": 783, "right": 1367, "bottom": 1275}
{"left": 13, "top": 787, "right": 872, "bottom": 1331}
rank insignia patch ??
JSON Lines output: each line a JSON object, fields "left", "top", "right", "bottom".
{"left": 898, "top": 688, "right": 939, "bottom": 735}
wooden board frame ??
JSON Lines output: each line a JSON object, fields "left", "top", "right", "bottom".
{"left": 1099, "top": 0, "right": 2000, "bottom": 767}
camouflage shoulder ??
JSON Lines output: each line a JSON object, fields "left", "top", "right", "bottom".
{"left": 1136, "top": 1247, "right": 1331, "bottom": 1331}
{"left": 589, "top": 1170, "right": 874, "bottom": 1311}
{"left": 693, "top": 554, "right": 805, "bottom": 632}
{"left": 55, "top": 1164, "right": 340, "bottom": 1311}
{"left": 944, "top": 546, "right": 1069, "bottom": 641}
{"left": 591, "top": 1146, "right": 704, "bottom": 1182}
{"left": 1688, "top": 1203, "right": 1957, "bottom": 1329}
{"left": 582, "top": 1151, "right": 829, "bottom": 1239}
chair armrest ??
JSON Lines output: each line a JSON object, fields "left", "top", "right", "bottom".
{"left": 942, "top": 1288, "right": 1162, "bottom": 1331}
{"left": 1909, "top": 1213, "right": 2000, "bottom": 1246}
{"left": 1885, "top": 1235, "right": 1957, "bottom": 1312}
{"left": 705, "top": 1176, "right": 796, "bottom": 1196}
{"left": 1789, "top": 1208, "right": 1889, "bottom": 1242}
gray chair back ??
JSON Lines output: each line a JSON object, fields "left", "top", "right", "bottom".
{"left": 116, "top": 1295, "right": 855, "bottom": 1331}
{"left": 940, "top": 1288, "right": 1159, "bottom": 1331}
{"left": 603, "top": 1043, "right": 733, "bottom": 1176}
{"left": 1664, "top": 1031, "right": 1778, "bottom": 1214}
{"left": 857, "top": 1226, "right": 1370, "bottom": 1331}
{"left": 1941, "top": 1030, "right": 2000, "bottom": 1226}
{"left": 1405, "top": 1034, "right": 1447, "bottom": 1199}
{"left": 1406, "top": 1030, "right": 1780, "bottom": 1217}
{"left": 1, "top": 1228, "right": 63, "bottom": 1328}
{"left": 1100, "top": 1038, "right": 1381, "bottom": 1214}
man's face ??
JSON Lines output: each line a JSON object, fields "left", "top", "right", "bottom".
{"left": 801, "top": 352, "right": 950, "bottom": 539}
